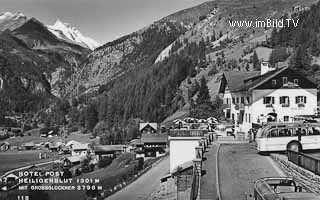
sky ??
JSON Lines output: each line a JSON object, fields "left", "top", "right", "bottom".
{"left": 0, "top": 0, "right": 209, "bottom": 45}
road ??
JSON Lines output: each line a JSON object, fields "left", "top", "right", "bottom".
{"left": 106, "top": 156, "right": 170, "bottom": 200}
{"left": 218, "top": 143, "right": 285, "bottom": 200}
{"left": 200, "top": 143, "right": 219, "bottom": 200}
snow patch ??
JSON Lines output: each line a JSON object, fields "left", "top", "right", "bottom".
{"left": 155, "top": 42, "right": 174, "bottom": 63}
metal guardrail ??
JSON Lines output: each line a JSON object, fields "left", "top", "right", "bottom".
{"left": 287, "top": 150, "right": 320, "bottom": 175}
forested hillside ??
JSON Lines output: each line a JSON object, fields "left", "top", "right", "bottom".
{"left": 269, "top": 1, "right": 320, "bottom": 84}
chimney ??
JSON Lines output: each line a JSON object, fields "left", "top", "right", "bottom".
{"left": 261, "top": 61, "right": 276, "bottom": 75}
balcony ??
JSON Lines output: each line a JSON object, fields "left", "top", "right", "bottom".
{"left": 223, "top": 103, "right": 231, "bottom": 109}
{"left": 281, "top": 103, "right": 290, "bottom": 107}
{"left": 169, "top": 129, "right": 207, "bottom": 137}
{"left": 298, "top": 103, "right": 305, "bottom": 108}
{"left": 235, "top": 103, "right": 245, "bottom": 110}
{"left": 265, "top": 104, "right": 273, "bottom": 108}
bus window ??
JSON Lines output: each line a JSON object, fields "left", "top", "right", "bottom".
{"left": 301, "top": 129, "right": 307, "bottom": 136}
{"left": 278, "top": 129, "right": 292, "bottom": 137}
{"left": 269, "top": 130, "right": 278, "bottom": 137}
{"left": 308, "top": 127, "right": 314, "bottom": 135}
{"left": 312, "top": 127, "right": 320, "bottom": 135}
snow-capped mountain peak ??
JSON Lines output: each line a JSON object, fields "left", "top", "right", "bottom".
{"left": 0, "top": 11, "right": 28, "bottom": 31}
{"left": 47, "top": 19, "right": 99, "bottom": 50}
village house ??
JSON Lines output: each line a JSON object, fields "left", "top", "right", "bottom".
{"left": 0, "top": 142, "right": 10, "bottom": 151}
{"left": 219, "top": 64, "right": 318, "bottom": 137}
{"left": 94, "top": 145, "right": 127, "bottom": 160}
{"left": 70, "top": 142, "right": 93, "bottom": 156}
{"left": 132, "top": 133, "right": 168, "bottom": 158}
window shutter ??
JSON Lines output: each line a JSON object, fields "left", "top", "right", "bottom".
{"left": 304, "top": 96, "right": 307, "bottom": 104}
{"left": 279, "top": 97, "right": 282, "bottom": 104}
{"left": 272, "top": 97, "right": 275, "bottom": 104}
{"left": 263, "top": 97, "right": 266, "bottom": 104}
{"left": 296, "top": 96, "right": 298, "bottom": 104}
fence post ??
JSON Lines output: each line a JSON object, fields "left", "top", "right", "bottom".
{"left": 316, "top": 159, "right": 320, "bottom": 175}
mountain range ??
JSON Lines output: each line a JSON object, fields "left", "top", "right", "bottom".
{"left": 0, "top": 12, "right": 99, "bottom": 116}
{"left": 1, "top": 0, "right": 320, "bottom": 131}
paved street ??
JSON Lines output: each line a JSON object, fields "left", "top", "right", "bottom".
{"left": 218, "top": 143, "right": 285, "bottom": 200}
{"left": 200, "top": 143, "right": 219, "bottom": 200}
{"left": 107, "top": 156, "right": 169, "bottom": 200}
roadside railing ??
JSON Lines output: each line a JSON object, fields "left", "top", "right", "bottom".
{"left": 287, "top": 150, "right": 320, "bottom": 175}
{"left": 170, "top": 129, "right": 207, "bottom": 137}
{"left": 190, "top": 170, "right": 199, "bottom": 200}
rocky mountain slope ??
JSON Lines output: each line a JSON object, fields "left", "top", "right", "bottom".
{"left": 70, "top": 0, "right": 319, "bottom": 130}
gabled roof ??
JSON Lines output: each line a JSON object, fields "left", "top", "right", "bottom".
{"left": 94, "top": 145, "right": 126, "bottom": 153}
{"left": 65, "top": 155, "right": 86, "bottom": 163}
{"left": 66, "top": 140, "right": 81, "bottom": 147}
{"left": 243, "top": 67, "right": 288, "bottom": 91}
{"left": 244, "top": 66, "right": 317, "bottom": 91}
{"left": 72, "top": 143, "right": 91, "bottom": 151}
{"left": 222, "top": 71, "right": 260, "bottom": 92}
{"left": 139, "top": 123, "right": 158, "bottom": 131}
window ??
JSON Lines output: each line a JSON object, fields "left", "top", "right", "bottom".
{"left": 284, "top": 116, "right": 289, "bottom": 122}
{"left": 282, "top": 77, "right": 288, "bottom": 85}
{"left": 232, "top": 98, "right": 235, "bottom": 104}
{"left": 236, "top": 97, "right": 239, "bottom": 104}
{"left": 263, "top": 96, "right": 275, "bottom": 104}
{"left": 296, "top": 96, "right": 306, "bottom": 104}
{"left": 246, "top": 96, "right": 250, "bottom": 104}
{"left": 245, "top": 113, "right": 247, "bottom": 122}
{"left": 272, "top": 79, "right": 277, "bottom": 85}
{"left": 241, "top": 97, "right": 244, "bottom": 104}
{"left": 279, "top": 96, "right": 290, "bottom": 106}
{"left": 248, "top": 114, "right": 251, "bottom": 123}
{"left": 294, "top": 79, "right": 299, "bottom": 85}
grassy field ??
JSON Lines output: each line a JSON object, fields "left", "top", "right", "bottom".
{"left": 3, "top": 131, "right": 99, "bottom": 146}
{"left": 0, "top": 150, "right": 57, "bottom": 175}
{"left": 0, "top": 131, "right": 98, "bottom": 175}
{"left": 45, "top": 153, "right": 142, "bottom": 200}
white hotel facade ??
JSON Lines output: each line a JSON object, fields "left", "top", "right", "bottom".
{"left": 219, "top": 64, "right": 318, "bottom": 136}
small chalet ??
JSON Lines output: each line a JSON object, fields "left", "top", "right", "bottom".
{"left": 22, "top": 142, "right": 35, "bottom": 150}
{"left": 63, "top": 155, "right": 86, "bottom": 167}
{"left": 219, "top": 64, "right": 318, "bottom": 136}
{"left": 94, "top": 145, "right": 127, "bottom": 159}
{"left": 132, "top": 133, "right": 168, "bottom": 158}
{"left": 70, "top": 143, "right": 92, "bottom": 156}
{"left": 0, "top": 142, "right": 10, "bottom": 151}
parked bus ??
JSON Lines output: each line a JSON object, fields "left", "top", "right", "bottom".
{"left": 253, "top": 177, "right": 320, "bottom": 200}
{"left": 255, "top": 122, "right": 320, "bottom": 153}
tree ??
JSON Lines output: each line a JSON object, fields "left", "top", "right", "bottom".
{"left": 269, "top": 46, "right": 289, "bottom": 66}
{"left": 85, "top": 103, "right": 98, "bottom": 132}
{"left": 196, "top": 76, "right": 211, "bottom": 105}
{"left": 219, "top": 30, "right": 223, "bottom": 38}
{"left": 245, "top": 63, "right": 250, "bottom": 71}
{"left": 289, "top": 45, "right": 311, "bottom": 71}
{"left": 252, "top": 51, "right": 260, "bottom": 70}
{"left": 188, "top": 66, "right": 197, "bottom": 77}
